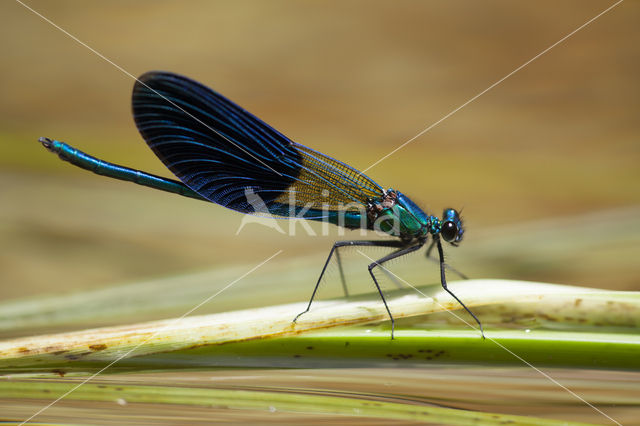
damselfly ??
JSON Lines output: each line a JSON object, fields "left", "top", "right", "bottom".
{"left": 40, "top": 71, "right": 483, "bottom": 339}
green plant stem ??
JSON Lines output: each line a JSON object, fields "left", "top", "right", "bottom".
{"left": 0, "top": 380, "right": 597, "bottom": 426}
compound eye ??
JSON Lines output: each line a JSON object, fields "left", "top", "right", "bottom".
{"left": 441, "top": 221, "right": 458, "bottom": 242}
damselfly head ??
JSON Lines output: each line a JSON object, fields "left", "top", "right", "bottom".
{"left": 440, "top": 208, "right": 464, "bottom": 244}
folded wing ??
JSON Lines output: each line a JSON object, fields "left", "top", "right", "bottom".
{"left": 132, "top": 71, "right": 383, "bottom": 218}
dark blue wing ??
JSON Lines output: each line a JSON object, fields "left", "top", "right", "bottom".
{"left": 132, "top": 71, "right": 383, "bottom": 218}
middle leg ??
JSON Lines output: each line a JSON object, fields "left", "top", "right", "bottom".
{"left": 366, "top": 242, "right": 425, "bottom": 339}
{"left": 293, "top": 239, "right": 405, "bottom": 323}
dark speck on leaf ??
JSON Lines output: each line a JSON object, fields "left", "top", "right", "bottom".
{"left": 89, "top": 344, "right": 108, "bottom": 351}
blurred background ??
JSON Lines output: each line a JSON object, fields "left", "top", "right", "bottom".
{"left": 1, "top": 2, "right": 639, "bottom": 424}
{"left": 1, "top": 0, "right": 638, "bottom": 301}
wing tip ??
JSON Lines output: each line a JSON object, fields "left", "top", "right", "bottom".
{"left": 135, "top": 70, "right": 169, "bottom": 89}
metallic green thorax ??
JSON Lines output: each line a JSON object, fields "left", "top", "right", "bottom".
{"left": 361, "top": 189, "right": 465, "bottom": 245}
{"left": 366, "top": 189, "right": 432, "bottom": 241}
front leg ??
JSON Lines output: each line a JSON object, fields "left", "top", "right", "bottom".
{"left": 426, "top": 240, "right": 469, "bottom": 280}
{"left": 434, "top": 237, "right": 485, "bottom": 338}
